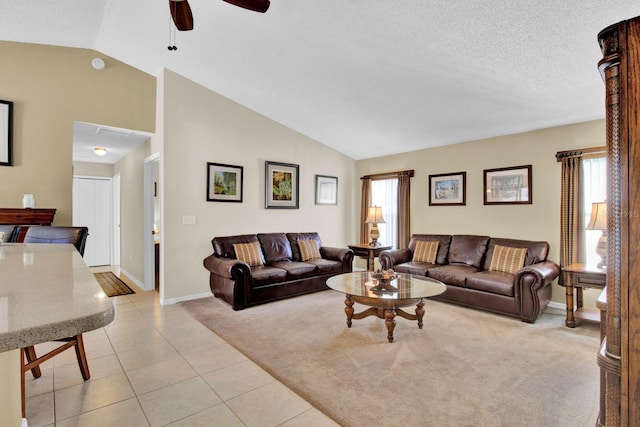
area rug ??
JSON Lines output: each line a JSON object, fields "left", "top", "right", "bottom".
{"left": 180, "top": 291, "right": 601, "bottom": 427}
{"left": 94, "top": 272, "right": 135, "bottom": 297}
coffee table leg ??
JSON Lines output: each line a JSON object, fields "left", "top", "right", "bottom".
{"left": 344, "top": 295, "right": 354, "bottom": 328}
{"left": 385, "top": 309, "right": 396, "bottom": 343}
{"left": 416, "top": 300, "right": 425, "bottom": 329}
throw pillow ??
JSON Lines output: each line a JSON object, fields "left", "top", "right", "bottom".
{"left": 298, "top": 239, "right": 321, "bottom": 261}
{"left": 233, "top": 242, "right": 265, "bottom": 267}
{"left": 489, "top": 245, "right": 527, "bottom": 274}
{"left": 413, "top": 240, "right": 439, "bottom": 263}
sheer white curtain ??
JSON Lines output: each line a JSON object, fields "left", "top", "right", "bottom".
{"left": 371, "top": 178, "right": 398, "bottom": 247}
{"left": 583, "top": 156, "right": 606, "bottom": 266}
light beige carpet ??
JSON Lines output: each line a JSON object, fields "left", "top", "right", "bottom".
{"left": 180, "top": 291, "right": 601, "bottom": 427}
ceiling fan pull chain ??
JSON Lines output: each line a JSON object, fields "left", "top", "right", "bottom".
{"left": 168, "top": 14, "right": 177, "bottom": 51}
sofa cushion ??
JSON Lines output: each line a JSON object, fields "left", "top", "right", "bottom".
{"left": 304, "top": 258, "right": 344, "bottom": 274}
{"left": 428, "top": 264, "right": 480, "bottom": 287}
{"left": 408, "top": 234, "right": 452, "bottom": 265}
{"left": 299, "top": 239, "right": 321, "bottom": 261}
{"left": 448, "top": 235, "right": 490, "bottom": 268}
{"left": 258, "top": 233, "right": 292, "bottom": 263}
{"left": 413, "top": 240, "right": 439, "bottom": 263}
{"left": 212, "top": 234, "right": 259, "bottom": 258}
{"left": 271, "top": 260, "right": 318, "bottom": 279}
{"left": 393, "top": 262, "right": 431, "bottom": 276}
{"left": 488, "top": 245, "right": 527, "bottom": 274}
{"left": 251, "top": 266, "right": 288, "bottom": 287}
{"left": 466, "top": 271, "right": 514, "bottom": 297}
{"left": 287, "top": 232, "right": 322, "bottom": 261}
{"left": 233, "top": 242, "right": 265, "bottom": 267}
{"left": 483, "top": 238, "right": 549, "bottom": 269}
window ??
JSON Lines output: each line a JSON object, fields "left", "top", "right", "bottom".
{"left": 582, "top": 156, "right": 606, "bottom": 266}
{"left": 370, "top": 178, "right": 397, "bottom": 247}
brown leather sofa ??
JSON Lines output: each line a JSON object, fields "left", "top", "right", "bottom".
{"left": 379, "top": 234, "right": 560, "bottom": 323}
{"left": 203, "top": 232, "right": 354, "bottom": 310}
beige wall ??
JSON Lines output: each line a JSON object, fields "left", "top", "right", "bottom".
{"left": 114, "top": 141, "right": 151, "bottom": 282}
{"left": 73, "top": 162, "right": 114, "bottom": 177}
{"left": 355, "top": 119, "right": 606, "bottom": 305}
{"left": 0, "top": 41, "right": 155, "bottom": 224}
{"left": 160, "top": 69, "right": 356, "bottom": 302}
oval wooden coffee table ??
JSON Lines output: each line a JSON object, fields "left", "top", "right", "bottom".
{"left": 326, "top": 271, "right": 446, "bottom": 343}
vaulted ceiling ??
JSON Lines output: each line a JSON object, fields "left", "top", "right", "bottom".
{"left": 1, "top": 1, "right": 637, "bottom": 159}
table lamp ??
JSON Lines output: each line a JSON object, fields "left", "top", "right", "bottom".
{"left": 365, "top": 206, "right": 385, "bottom": 247}
{"left": 586, "top": 201, "right": 607, "bottom": 268}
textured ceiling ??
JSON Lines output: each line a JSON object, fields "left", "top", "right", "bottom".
{"left": 1, "top": 1, "right": 638, "bottom": 160}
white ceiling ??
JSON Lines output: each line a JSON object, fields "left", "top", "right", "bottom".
{"left": 1, "top": 1, "right": 638, "bottom": 160}
{"left": 72, "top": 122, "right": 151, "bottom": 165}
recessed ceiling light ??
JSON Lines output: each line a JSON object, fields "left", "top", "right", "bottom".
{"left": 94, "top": 147, "right": 107, "bottom": 156}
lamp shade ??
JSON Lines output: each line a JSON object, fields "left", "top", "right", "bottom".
{"left": 365, "top": 206, "right": 385, "bottom": 224}
{"left": 94, "top": 147, "right": 107, "bottom": 156}
{"left": 586, "top": 202, "right": 607, "bottom": 231}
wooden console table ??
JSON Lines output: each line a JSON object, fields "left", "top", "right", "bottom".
{"left": 347, "top": 243, "right": 392, "bottom": 272}
{"left": 560, "top": 263, "right": 606, "bottom": 328}
{"left": 0, "top": 208, "right": 56, "bottom": 241}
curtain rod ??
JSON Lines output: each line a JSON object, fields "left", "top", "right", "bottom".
{"left": 361, "top": 169, "right": 414, "bottom": 180}
{"left": 555, "top": 146, "right": 606, "bottom": 162}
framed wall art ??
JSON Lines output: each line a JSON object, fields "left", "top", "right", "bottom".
{"left": 0, "top": 100, "right": 13, "bottom": 166}
{"left": 315, "top": 175, "right": 338, "bottom": 205}
{"left": 265, "top": 161, "right": 299, "bottom": 209}
{"left": 429, "top": 171, "right": 466, "bottom": 206}
{"left": 483, "top": 164, "right": 532, "bottom": 205}
{"left": 206, "top": 162, "right": 243, "bottom": 202}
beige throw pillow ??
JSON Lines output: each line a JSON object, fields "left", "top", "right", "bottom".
{"left": 489, "top": 245, "right": 527, "bottom": 274}
{"left": 299, "top": 239, "right": 321, "bottom": 261}
{"left": 233, "top": 242, "right": 265, "bottom": 267}
{"left": 413, "top": 241, "right": 439, "bottom": 264}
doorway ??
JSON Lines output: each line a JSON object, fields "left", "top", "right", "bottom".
{"left": 72, "top": 176, "right": 112, "bottom": 267}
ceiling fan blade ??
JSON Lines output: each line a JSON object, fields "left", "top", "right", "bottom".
{"left": 169, "top": 0, "right": 194, "bottom": 31}
{"left": 221, "top": 0, "right": 270, "bottom": 13}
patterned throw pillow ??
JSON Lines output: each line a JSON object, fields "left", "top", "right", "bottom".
{"left": 412, "top": 241, "right": 439, "bottom": 264}
{"left": 298, "top": 239, "right": 321, "bottom": 261}
{"left": 489, "top": 245, "right": 527, "bottom": 274}
{"left": 233, "top": 242, "right": 265, "bottom": 267}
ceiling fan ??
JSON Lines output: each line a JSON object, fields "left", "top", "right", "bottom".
{"left": 169, "top": 0, "right": 270, "bottom": 31}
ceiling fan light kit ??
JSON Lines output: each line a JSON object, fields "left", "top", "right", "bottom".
{"left": 169, "top": 0, "right": 269, "bottom": 33}
{"left": 221, "top": 0, "right": 270, "bottom": 13}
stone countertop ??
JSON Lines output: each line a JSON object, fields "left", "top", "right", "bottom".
{"left": 0, "top": 243, "right": 115, "bottom": 353}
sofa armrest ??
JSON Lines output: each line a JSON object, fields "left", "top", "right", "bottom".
{"left": 203, "top": 254, "right": 249, "bottom": 278}
{"left": 379, "top": 248, "right": 412, "bottom": 270}
{"left": 515, "top": 260, "right": 560, "bottom": 322}
{"left": 321, "top": 246, "right": 355, "bottom": 272}
{"left": 515, "top": 261, "right": 560, "bottom": 290}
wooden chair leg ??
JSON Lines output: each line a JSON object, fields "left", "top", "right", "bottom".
{"left": 73, "top": 334, "right": 90, "bottom": 380}
{"left": 21, "top": 348, "right": 26, "bottom": 419}
{"left": 21, "top": 335, "right": 91, "bottom": 418}
{"left": 23, "top": 346, "right": 42, "bottom": 378}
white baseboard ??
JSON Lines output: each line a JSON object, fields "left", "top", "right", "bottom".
{"left": 119, "top": 268, "right": 146, "bottom": 290}
{"left": 545, "top": 301, "right": 566, "bottom": 315}
{"left": 162, "top": 292, "right": 212, "bottom": 306}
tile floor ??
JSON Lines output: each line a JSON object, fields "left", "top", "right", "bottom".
{"left": 24, "top": 270, "right": 339, "bottom": 427}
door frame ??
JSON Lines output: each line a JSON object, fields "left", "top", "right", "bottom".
{"left": 143, "top": 153, "right": 160, "bottom": 292}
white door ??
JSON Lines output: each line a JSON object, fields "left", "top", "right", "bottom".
{"left": 113, "top": 174, "right": 121, "bottom": 266}
{"left": 73, "top": 177, "right": 112, "bottom": 266}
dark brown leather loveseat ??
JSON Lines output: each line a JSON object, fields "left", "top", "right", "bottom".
{"left": 379, "top": 234, "right": 560, "bottom": 323}
{"left": 203, "top": 232, "right": 354, "bottom": 310}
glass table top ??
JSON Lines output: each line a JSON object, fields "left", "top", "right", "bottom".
{"left": 326, "top": 271, "right": 446, "bottom": 300}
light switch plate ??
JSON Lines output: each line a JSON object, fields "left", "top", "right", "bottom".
{"left": 182, "top": 215, "right": 196, "bottom": 225}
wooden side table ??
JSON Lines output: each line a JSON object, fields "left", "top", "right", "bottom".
{"left": 347, "top": 244, "right": 392, "bottom": 272}
{"left": 561, "top": 263, "right": 606, "bottom": 328}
